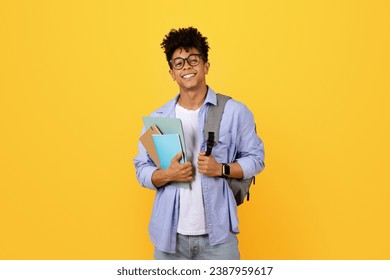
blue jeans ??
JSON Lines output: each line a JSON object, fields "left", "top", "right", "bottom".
{"left": 154, "top": 233, "right": 240, "bottom": 260}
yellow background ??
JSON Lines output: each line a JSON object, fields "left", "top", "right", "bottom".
{"left": 1, "top": 0, "right": 389, "bottom": 259}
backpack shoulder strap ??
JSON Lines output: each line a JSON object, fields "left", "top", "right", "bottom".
{"left": 204, "top": 94, "right": 231, "bottom": 145}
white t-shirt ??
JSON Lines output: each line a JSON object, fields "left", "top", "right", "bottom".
{"left": 175, "top": 103, "right": 207, "bottom": 235}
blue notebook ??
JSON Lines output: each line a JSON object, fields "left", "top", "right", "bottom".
{"left": 152, "top": 134, "right": 184, "bottom": 169}
{"left": 152, "top": 134, "right": 189, "bottom": 189}
{"left": 143, "top": 116, "right": 186, "bottom": 162}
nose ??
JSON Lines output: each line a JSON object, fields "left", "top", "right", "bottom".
{"left": 182, "top": 58, "right": 193, "bottom": 69}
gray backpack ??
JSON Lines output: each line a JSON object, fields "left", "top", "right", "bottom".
{"left": 204, "top": 94, "right": 255, "bottom": 206}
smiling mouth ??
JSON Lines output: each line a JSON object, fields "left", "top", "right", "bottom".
{"left": 182, "top": 73, "right": 195, "bottom": 79}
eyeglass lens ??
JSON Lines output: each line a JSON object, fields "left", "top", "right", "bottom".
{"left": 171, "top": 54, "right": 201, "bottom": 70}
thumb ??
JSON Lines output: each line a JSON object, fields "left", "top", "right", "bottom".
{"left": 172, "top": 151, "right": 183, "bottom": 162}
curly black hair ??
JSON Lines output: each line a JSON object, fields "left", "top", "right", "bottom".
{"left": 160, "top": 27, "right": 210, "bottom": 69}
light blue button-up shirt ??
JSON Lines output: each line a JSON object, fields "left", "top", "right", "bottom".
{"left": 134, "top": 87, "right": 265, "bottom": 253}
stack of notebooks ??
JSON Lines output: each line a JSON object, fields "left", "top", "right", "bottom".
{"left": 140, "top": 116, "right": 188, "bottom": 188}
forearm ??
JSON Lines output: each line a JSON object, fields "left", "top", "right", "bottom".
{"left": 151, "top": 169, "right": 172, "bottom": 188}
{"left": 223, "top": 162, "right": 244, "bottom": 179}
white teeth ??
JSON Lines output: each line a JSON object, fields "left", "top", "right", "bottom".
{"left": 183, "top": 74, "right": 195, "bottom": 79}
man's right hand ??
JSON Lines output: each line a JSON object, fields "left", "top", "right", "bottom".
{"left": 151, "top": 152, "right": 193, "bottom": 188}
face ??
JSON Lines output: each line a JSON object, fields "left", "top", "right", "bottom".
{"left": 169, "top": 47, "right": 210, "bottom": 92}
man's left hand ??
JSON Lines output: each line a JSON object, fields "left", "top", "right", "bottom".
{"left": 197, "top": 152, "right": 222, "bottom": 177}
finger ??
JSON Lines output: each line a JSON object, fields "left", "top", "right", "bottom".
{"left": 198, "top": 155, "right": 207, "bottom": 162}
{"left": 186, "top": 169, "right": 194, "bottom": 176}
{"left": 199, "top": 151, "right": 206, "bottom": 156}
{"left": 171, "top": 152, "right": 183, "bottom": 162}
{"left": 183, "top": 166, "right": 192, "bottom": 173}
{"left": 198, "top": 167, "right": 206, "bottom": 174}
{"left": 181, "top": 171, "right": 193, "bottom": 181}
{"left": 182, "top": 161, "right": 192, "bottom": 168}
{"left": 184, "top": 176, "right": 193, "bottom": 182}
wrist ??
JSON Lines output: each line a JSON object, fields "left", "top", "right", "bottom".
{"left": 164, "top": 168, "right": 174, "bottom": 183}
{"left": 217, "top": 163, "right": 223, "bottom": 177}
{"left": 152, "top": 169, "right": 170, "bottom": 188}
{"left": 220, "top": 163, "right": 230, "bottom": 178}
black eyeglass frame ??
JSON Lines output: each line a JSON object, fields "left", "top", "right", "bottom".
{"left": 169, "top": 54, "right": 204, "bottom": 70}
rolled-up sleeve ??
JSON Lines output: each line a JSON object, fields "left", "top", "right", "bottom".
{"left": 133, "top": 136, "right": 159, "bottom": 191}
{"left": 234, "top": 103, "right": 265, "bottom": 179}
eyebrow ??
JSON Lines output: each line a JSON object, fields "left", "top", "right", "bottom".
{"left": 172, "top": 53, "right": 200, "bottom": 60}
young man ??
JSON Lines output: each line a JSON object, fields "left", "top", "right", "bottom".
{"left": 134, "top": 27, "right": 265, "bottom": 260}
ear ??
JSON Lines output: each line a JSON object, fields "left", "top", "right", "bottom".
{"left": 204, "top": 62, "right": 210, "bottom": 74}
{"left": 169, "top": 69, "right": 176, "bottom": 81}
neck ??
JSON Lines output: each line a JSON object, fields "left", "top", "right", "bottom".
{"left": 178, "top": 84, "right": 208, "bottom": 110}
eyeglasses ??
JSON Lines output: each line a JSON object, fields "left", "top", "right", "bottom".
{"left": 170, "top": 54, "right": 203, "bottom": 70}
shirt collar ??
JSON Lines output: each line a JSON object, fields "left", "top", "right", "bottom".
{"left": 155, "top": 86, "right": 217, "bottom": 116}
{"left": 203, "top": 86, "right": 217, "bottom": 106}
{"left": 173, "top": 86, "right": 217, "bottom": 107}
